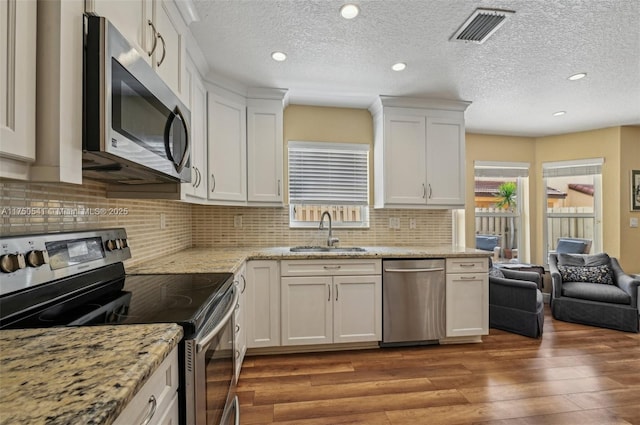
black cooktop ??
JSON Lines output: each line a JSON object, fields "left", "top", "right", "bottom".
{"left": 121, "top": 273, "right": 234, "bottom": 336}
{"left": 0, "top": 271, "right": 234, "bottom": 338}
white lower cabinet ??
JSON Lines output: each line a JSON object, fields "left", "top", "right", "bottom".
{"left": 445, "top": 258, "right": 489, "bottom": 337}
{"left": 245, "top": 260, "right": 280, "bottom": 348}
{"left": 280, "top": 260, "right": 382, "bottom": 346}
{"left": 114, "top": 346, "right": 179, "bottom": 425}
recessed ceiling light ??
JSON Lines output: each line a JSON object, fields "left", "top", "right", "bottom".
{"left": 340, "top": 4, "right": 360, "bottom": 19}
{"left": 568, "top": 72, "right": 587, "bottom": 81}
{"left": 271, "top": 51, "right": 287, "bottom": 62}
{"left": 553, "top": 111, "right": 566, "bottom": 117}
{"left": 392, "top": 62, "right": 407, "bottom": 71}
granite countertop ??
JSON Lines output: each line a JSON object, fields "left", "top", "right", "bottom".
{"left": 126, "top": 245, "right": 491, "bottom": 275}
{"left": 0, "top": 324, "right": 183, "bottom": 425}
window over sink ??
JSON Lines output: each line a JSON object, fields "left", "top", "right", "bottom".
{"left": 288, "top": 141, "right": 370, "bottom": 228}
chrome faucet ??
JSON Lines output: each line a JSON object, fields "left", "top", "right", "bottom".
{"left": 319, "top": 211, "right": 339, "bottom": 247}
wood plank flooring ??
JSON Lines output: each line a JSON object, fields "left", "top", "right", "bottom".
{"left": 235, "top": 307, "right": 640, "bottom": 424}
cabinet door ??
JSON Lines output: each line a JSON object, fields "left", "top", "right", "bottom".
{"left": 333, "top": 275, "right": 382, "bottom": 343}
{"left": 446, "top": 272, "right": 488, "bottom": 337}
{"left": 247, "top": 101, "right": 283, "bottom": 204}
{"left": 153, "top": 0, "right": 183, "bottom": 99}
{"left": 181, "top": 58, "right": 207, "bottom": 200}
{"left": 0, "top": 0, "right": 36, "bottom": 176}
{"left": 426, "top": 116, "right": 465, "bottom": 206}
{"left": 281, "top": 276, "right": 333, "bottom": 346}
{"left": 246, "top": 261, "right": 280, "bottom": 348}
{"left": 383, "top": 112, "right": 427, "bottom": 205}
{"left": 89, "top": 0, "right": 153, "bottom": 65}
{"left": 208, "top": 93, "right": 247, "bottom": 203}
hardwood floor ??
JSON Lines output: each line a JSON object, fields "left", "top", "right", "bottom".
{"left": 236, "top": 307, "right": 640, "bottom": 424}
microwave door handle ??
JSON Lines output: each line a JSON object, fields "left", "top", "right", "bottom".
{"left": 164, "top": 106, "right": 191, "bottom": 173}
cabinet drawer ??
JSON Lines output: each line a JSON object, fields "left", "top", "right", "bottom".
{"left": 446, "top": 257, "right": 488, "bottom": 273}
{"left": 113, "top": 347, "right": 179, "bottom": 425}
{"left": 281, "top": 259, "right": 382, "bottom": 277}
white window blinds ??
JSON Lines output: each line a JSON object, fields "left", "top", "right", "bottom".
{"left": 542, "top": 158, "right": 604, "bottom": 178}
{"left": 288, "top": 141, "right": 369, "bottom": 205}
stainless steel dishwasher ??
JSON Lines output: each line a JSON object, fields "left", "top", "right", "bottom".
{"left": 381, "top": 259, "right": 446, "bottom": 346}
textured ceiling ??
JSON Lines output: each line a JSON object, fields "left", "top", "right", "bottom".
{"left": 189, "top": 0, "right": 640, "bottom": 137}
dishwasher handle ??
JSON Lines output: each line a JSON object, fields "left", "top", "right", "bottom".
{"left": 384, "top": 267, "right": 445, "bottom": 273}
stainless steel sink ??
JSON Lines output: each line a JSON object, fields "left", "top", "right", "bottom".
{"left": 289, "top": 246, "right": 366, "bottom": 253}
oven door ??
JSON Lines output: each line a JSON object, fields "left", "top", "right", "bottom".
{"left": 185, "top": 286, "right": 238, "bottom": 425}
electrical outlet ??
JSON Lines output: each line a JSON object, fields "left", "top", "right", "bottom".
{"left": 631, "top": 217, "right": 639, "bottom": 228}
{"left": 160, "top": 213, "right": 166, "bottom": 230}
{"left": 388, "top": 217, "right": 400, "bottom": 229}
{"left": 234, "top": 215, "right": 243, "bottom": 228}
{"left": 409, "top": 218, "right": 417, "bottom": 229}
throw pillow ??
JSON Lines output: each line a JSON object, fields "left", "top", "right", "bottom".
{"left": 488, "top": 267, "right": 505, "bottom": 279}
{"left": 557, "top": 264, "right": 614, "bottom": 285}
{"left": 557, "top": 252, "right": 610, "bottom": 267}
{"left": 557, "top": 253, "right": 585, "bottom": 266}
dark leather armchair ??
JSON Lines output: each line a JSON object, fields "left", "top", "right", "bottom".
{"left": 549, "top": 253, "right": 639, "bottom": 333}
{"left": 489, "top": 265, "right": 544, "bottom": 338}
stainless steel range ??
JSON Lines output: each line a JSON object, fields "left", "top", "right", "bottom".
{"left": 0, "top": 228, "right": 238, "bottom": 425}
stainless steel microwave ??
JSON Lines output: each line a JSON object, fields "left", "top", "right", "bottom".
{"left": 83, "top": 15, "right": 191, "bottom": 184}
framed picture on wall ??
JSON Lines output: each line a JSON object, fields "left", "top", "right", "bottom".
{"left": 632, "top": 170, "right": 640, "bottom": 211}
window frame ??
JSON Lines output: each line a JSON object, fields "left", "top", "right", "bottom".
{"left": 287, "top": 140, "right": 370, "bottom": 229}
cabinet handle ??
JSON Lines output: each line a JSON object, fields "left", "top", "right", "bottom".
{"left": 146, "top": 20, "right": 158, "bottom": 57}
{"left": 140, "top": 395, "right": 157, "bottom": 425}
{"left": 196, "top": 167, "right": 202, "bottom": 188}
{"left": 211, "top": 173, "right": 216, "bottom": 193}
{"left": 277, "top": 179, "right": 281, "bottom": 196}
{"left": 335, "top": 284, "right": 339, "bottom": 301}
{"left": 235, "top": 324, "right": 240, "bottom": 334}
{"left": 323, "top": 265, "right": 341, "bottom": 270}
{"left": 240, "top": 274, "right": 246, "bottom": 294}
{"left": 327, "top": 284, "right": 331, "bottom": 302}
{"left": 459, "top": 276, "right": 477, "bottom": 280}
{"left": 459, "top": 263, "right": 476, "bottom": 268}
{"left": 422, "top": 183, "right": 426, "bottom": 199}
{"left": 428, "top": 184, "right": 433, "bottom": 199}
{"left": 156, "top": 32, "right": 166, "bottom": 67}
{"left": 191, "top": 167, "right": 198, "bottom": 188}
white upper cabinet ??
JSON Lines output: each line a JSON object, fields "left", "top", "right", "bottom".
{"left": 207, "top": 88, "right": 247, "bottom": 204}
{"left": 152, "top": 1, "right": 183, "bottom": 99}
{"left": 370, "top": 96, "right": 470, "bottom": 209}
{"left": 0, "top": 0, "right": 37, "bottom": 180}
{"left": 88, "top": 0, "right": 154, "bottom": 65}
{"left": 89, "top": 0, "right": 184, "bottom": 99}
{"left": 180, "top": 56, "right": 207, "bottom": 201}
{"left": 246, "top": 90, "right": 287, "bottom": 206}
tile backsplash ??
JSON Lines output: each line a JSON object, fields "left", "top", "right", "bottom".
{"left": 1, "top": 179, "right": 453, "bottom": 265}
{"left": 191, "top": 205, "right": 452, "bottom": 247}
{"left": 0, "top": 180, "right": 192, "bottom": 267}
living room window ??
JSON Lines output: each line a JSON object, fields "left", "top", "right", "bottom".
{"left": 474, "top": 161, "right": 530, "bottom": 263}
{"left": 288, "top": 141, "right": 370, "bottom": 228}
{"left": 543, "top": 158, "right": 603, "bottom": 262}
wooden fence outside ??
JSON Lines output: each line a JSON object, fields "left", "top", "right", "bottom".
{"left": 475, "top": 206, "right": 595, "bottom": 252}
{"left": 293, "top": 205, "right": 362, "bottom": 223}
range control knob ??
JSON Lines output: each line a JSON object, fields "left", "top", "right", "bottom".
{"left": 105, "top": 239, "right": 119, "bottom": 251}
{"left": 119, "top": 238, "right": 128, "bottom": 249}
{"left": 0, "top": 253, "right": 26, "bottom": 273}
{"left": 26, "top": 250, "right": 49, "bottom": 268}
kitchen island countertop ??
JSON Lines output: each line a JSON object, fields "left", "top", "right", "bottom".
{"left": 126, "top": 245, "right": 491, "bottom": 275}
{"left": 0, "top": 324, "right": 182, "bottom": 425}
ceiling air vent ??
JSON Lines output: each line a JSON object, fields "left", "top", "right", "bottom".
{"left": 450, "top": 8, "right": 515, "bottom": 44}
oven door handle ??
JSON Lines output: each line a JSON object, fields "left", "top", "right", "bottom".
{"left": 195, "top": 287, "right": 238, "bottom": 353}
